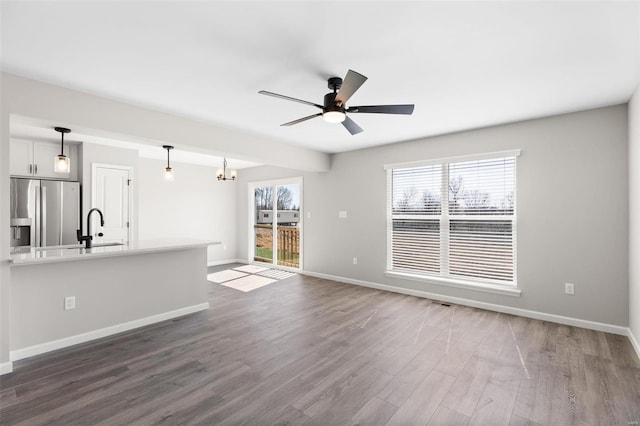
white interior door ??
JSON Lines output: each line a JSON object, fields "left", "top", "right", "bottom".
{"left": 93, "top": 164, "right": 130, "bottom": 244}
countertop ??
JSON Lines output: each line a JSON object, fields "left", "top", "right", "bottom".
{"left": 10, "top": 239, "right": 219, "bottom": 266}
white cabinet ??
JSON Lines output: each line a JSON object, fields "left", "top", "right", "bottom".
{"left": 10, "top": 139, "right": 33, "bottom": 177}
{"left": 10, "top": 139, "right": 78, "bottom": 180}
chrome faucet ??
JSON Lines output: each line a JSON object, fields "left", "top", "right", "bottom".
{"left": 77, "top": 208, "right": 105, "bottom": 248}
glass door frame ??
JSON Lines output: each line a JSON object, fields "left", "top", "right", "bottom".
{"left": 248, "top": 176, "right": 303, "bottom": 272}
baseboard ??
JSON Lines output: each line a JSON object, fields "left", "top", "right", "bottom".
{"left": 302, "top": 270, "right": 629, "bottom": 336}
{"left": 10, "top": 302, "right": 210, "bottom": 362}
{"left": 208, "top": 258, "right": 246, "bottom": 267}
{"left": 0, "top": 361, "right": 13, "bottom": 375}
{"left": 629, "top": 328, "right": 640, "bottom": 360}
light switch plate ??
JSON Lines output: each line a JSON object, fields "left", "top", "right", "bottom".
{"left": 64, "top": 296, "right": 76, "bottom": 310}
{"left": 565, "top": 283, "right": 575, "bottom": 295}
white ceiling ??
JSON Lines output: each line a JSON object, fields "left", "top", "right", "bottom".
{"left": 2, "top": 1, "right": 639, "bottom": 158}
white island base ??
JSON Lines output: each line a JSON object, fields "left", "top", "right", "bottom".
{"left": 10, "top": 240, "right": 214, "bottom": 362}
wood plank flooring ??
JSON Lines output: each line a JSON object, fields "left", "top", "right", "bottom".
{"left": 1, "top": 264, "right": 639, "bottom": 425}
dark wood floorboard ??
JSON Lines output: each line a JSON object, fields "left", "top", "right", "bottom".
{"left": 1, "top": 263, "right": 639, "bottom": 425}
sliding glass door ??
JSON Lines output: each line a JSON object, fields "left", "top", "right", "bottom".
{"left": 252, "top": 178, "right": 302, "bottom": 269}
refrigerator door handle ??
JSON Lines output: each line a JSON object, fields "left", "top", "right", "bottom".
{"left": 41, "top": 185, "right": 47, "bottom": 247}
{"left": 34, "top": 183, "right": 40, "bottom": 247}
{"left": 59, "top": 186, "right": 64, "bottom": 245}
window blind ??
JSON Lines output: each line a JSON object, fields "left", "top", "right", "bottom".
{"left": 389, "top": 164, "right": 441, "bottom": 274}
{"left": 387, "top": 152, "right": 517, "bottom": 286}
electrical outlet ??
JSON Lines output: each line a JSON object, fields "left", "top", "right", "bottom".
{"left": 223, "top": 245, "right": 227, "bottom": 251}
{"left": 565, "top": 283, "right": 575, "bottom": 295}
{"left": 64, "top": 296, "right": 76, "bottom": 310}
{"left": 353, "top": 257, "right": 358, "bottom": 265}
{"left": 307, "top": 211, "right": 311, "bottom": 219}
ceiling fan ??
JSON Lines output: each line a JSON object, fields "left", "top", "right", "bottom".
{"left": 258, "top": 69, "right": 414, "bottom": 135}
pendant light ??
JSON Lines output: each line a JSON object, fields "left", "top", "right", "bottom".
{"left": 54, "top": 127, "right": 71, "bottom": 174}
{"left": 163, "top": 145, "right": 175, "bottom": 181}
{"left": 216, "top": 158, "right": 236, "bottom": 181}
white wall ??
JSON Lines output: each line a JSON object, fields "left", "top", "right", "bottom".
{"left": 237, "top": 105, "right": 630, "bottom": 328}
{"left": 1, "top": 73, "right": 330, "bottom": 172}
{"left": 138, "top": 158, "right": 237, "bottom": 264}
{"left": 0, "top": 76, "right": 11, "bottom": 372}
{"left": 629, "top": 87, "right": 640, "bottom": 352}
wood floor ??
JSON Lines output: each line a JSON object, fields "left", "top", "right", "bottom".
{"left": 1, "top": 264, "right": 639, "bottom": 425}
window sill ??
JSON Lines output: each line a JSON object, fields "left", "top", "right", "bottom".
{"left": 384, "top": 271, "right": 522, "bottom": 297}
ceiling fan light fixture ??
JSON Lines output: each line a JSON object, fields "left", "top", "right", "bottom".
{"left": 323, "top": 110, "right": 346, "bottom": 123}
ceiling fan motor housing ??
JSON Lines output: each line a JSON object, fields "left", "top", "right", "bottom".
{"left": 324, "top": 92, "right": 344, "bottom": 113}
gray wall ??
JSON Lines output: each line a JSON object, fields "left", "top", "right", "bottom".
{"left": 11, "top": 247, "right": 207, "bottom": 351}
{"left": 629, "top": 87, "right": 640, "bottom": 346}
{"left": 237, "top": 105, "right": 629, "bottom": 327}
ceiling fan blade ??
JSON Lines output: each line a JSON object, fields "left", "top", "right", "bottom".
{"left": 342, "top": 116, "right": 363, "bottom": 135}
{"left": 259, "top": 90, "right": 323, "bottom": 109}
{"left": 335, "top": 70, "right": 367, "bottom": 105}
{"left": 347, "top": 104, "right": 415, "bottom": 115}
{"left": 281, "top": 113, "right": 323, "bottom": 127}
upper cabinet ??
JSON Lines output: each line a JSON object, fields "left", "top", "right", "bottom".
{"left": 10, "top": 139, "right": 78, "bottom": 180}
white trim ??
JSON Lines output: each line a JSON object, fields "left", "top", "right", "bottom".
{"left": 10, "top": 302, "right": 210, "bottom": 362}
{"left": 629, "top": 328, "right": 640, "bottom": 360}
{"left": 208, "top": 258, "right": 245, "bottom": 267}
{"left": 302, "top": 270, "right": 628, "bottom": 336}
{"left": 385, "top": 270, "right": 521, "bottom": 297}
{"left": 384, "top": 149, "right": 521, "bottom": 170}
{"left": 0, "top": 361, "right": 13, "bottom": 375}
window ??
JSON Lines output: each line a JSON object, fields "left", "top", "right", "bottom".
{"left": 386, "top": 150, "right": 519, "bottom": 287}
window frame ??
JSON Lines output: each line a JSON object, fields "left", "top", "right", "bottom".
{"left": 385, "top": 150, "right": 521, "bottom": 297}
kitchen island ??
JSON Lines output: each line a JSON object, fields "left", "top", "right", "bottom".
{"left": 9, "top": 239, "right": 217, "bottom": 362}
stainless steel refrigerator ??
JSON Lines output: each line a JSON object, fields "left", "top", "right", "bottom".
{"left": 10, "top": 178, "right": 80, "bottom": 249}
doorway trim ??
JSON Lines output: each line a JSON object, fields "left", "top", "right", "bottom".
{"left": 248, "top": 176, "right": 303, "bottom": 271}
